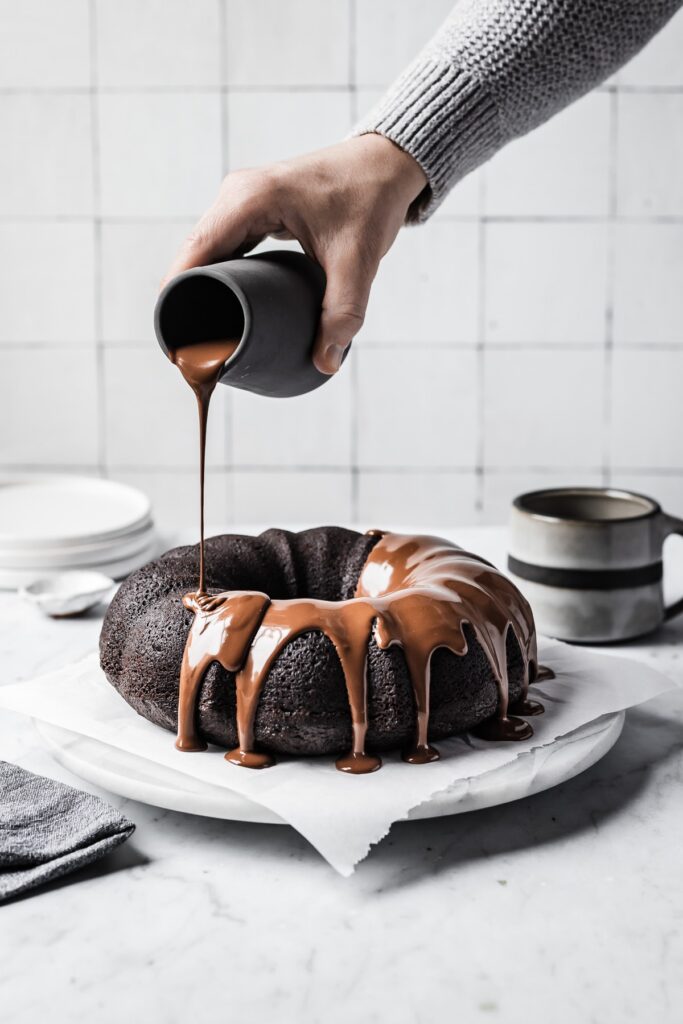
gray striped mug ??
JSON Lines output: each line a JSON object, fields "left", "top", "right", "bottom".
{"left": 508, "top": 487, "right": 683, "bottom": 643}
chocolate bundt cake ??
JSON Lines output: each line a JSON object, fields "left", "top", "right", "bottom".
{"left": 100, "top": 527, "right": 543, "bottom": 773}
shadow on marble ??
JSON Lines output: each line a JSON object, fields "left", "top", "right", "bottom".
{"left": 145, "top": 805, "right": 313, "bottom": 863}
{"left": 360, "top": 697, "right": 683, "bottom": 890}
{"left": 115, "top": 693, "right": 683, "bottom": 888}
{"left": 622, "top": 619, "right": 683, "bottom": 656}
{"left": 567, "top": 617, "right": 683, "bottom": 655}
{"left": 2, "top": 840, "right": 149, "bottom": 907}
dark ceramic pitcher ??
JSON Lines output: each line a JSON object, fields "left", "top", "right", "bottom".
{"left": 154, "top": 250, "right": 329, "bottom": 398}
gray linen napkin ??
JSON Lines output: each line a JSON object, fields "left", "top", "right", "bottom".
{"left": 0, "top": 761, "right": 135, "bottom": 901}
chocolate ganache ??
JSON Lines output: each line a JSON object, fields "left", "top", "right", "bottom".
{"left": 176, "top": 532, "right": 546, "bottom": 773}
{"left": 167, "top": 340, "right": 548, "bottom": 775}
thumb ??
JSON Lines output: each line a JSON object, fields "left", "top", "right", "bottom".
{"left": 313, "top": 249, "right": 376, "bottom": 375}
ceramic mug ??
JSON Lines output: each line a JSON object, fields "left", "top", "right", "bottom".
{"left": 155, "top": 249, "right": 330, "bottom": 398}
{"left": 508, "top": 487, "right": 683, "bottom": 642}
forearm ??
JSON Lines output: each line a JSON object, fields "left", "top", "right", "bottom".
{"left": 354, "top": 0, "right": 683, "bottom": 220}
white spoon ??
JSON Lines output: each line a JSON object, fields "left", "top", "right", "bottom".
{"left": 20, "top": 571, "right": 114, "bottom": 618}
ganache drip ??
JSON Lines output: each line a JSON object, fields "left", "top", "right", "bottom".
{"left": 169, "top": 339, "right": 550, "bottom": 775}
{"left": 175, "top": 532, "right": 550, "bottom": 774}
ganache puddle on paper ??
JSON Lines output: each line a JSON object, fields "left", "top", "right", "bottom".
{"left": 171, "top": 342, "right": 550, "bottom": 774}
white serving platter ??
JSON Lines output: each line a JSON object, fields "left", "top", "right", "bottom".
{"left": 36, "top": 711, "right": 624, "bottom": 825}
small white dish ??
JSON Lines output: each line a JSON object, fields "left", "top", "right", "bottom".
{"left": 20, "top": 571, "right": 114, "bottom": 618}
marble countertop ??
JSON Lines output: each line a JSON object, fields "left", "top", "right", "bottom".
{"left": 2, "top": 526, "right": 683, "bottom": 1024}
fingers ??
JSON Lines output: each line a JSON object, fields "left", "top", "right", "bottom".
{"left": 161, "top": 170, "right": 282, "bottom": 287}
{"left": 162, "top": 209, "right": 253, "bottom": 287}
{"left": 313, "top": 248, "right": 377, "bottom": 375}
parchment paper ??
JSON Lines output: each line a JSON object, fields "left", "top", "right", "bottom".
{"left": 0, "top": 640, "right": 676, "bottom": 875}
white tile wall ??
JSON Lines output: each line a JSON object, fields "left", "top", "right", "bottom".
{"left": 357, "top": 348, "right": 478, "bottom": 469}
{"left": 484, "top": 92, "right": 611, "bottom": 218}
{"left": 355, "top": 0, "right": 454, "bottom": 88}
{"left": 0, "top": 0, "right": 90, "bottom": 88}
{"left": 96, "top": 0, "right": 221, "bottom": 89}
{"left": 1, "top": 0, "right": 682, "bottom": 531}
{"left": 226, "top": 91, "right": 352, "bottom": 167}
{"left": 103, "top": 348, "right": 229, "bottom": 469}
{"left": 485, "top": 223, "right": 608, "bottom": 345}
{"left": 613, "top": 224, "right": 683, "bottom": 346}
{"left": 0, "top": 348, "right": 99, "bottom": 466}
{"left": 112, "top": 468, "right": 229, "bottom": 533}
{"left": 101, "top": 221, "right": 194, "bottom": 343}
{"left": 484, "top": 349, "right": 605, "bottom": 470}
{"left": 232, "top": 470, "right": 353, "bottom": 523}
{"left": 226, "top": 0, "right": 350, "bottom": 87}
{"left": 616, "top": 93, "right": 683, "bottom": 217}
{"left": 610, "top": 350, "right": 683, "bottom": 471}
{"left": 360, "top": 219, "right": 479, "bottom": 344}
{"left": 0, "top": 95, "right": 93, "bottom": 216}
{"left": 98, "top": 93, "right": 222, "bottom": 218}
{"left": 232, "top": 366, "right": 352, "bottom": 467}
{"left": 357, "top": 469, "right": 479, "bottom": 527}
{"left": 0, "top": 223, "right": 96, "bottom": 344}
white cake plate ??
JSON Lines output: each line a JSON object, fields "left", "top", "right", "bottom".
{"left": 35, "top": 712, "right": 624, "bottom": 825}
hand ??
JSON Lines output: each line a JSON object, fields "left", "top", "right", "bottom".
{"left": 164, "top": 135, "right": 427, "bottom": 374}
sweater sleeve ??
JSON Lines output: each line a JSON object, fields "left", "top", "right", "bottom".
{"left": 353, "top": 0, "right": 683, "bottom": 220}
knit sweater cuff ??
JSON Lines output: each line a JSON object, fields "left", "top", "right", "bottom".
{"left": 352, "top": 56, "right": 503, "bottom": 222}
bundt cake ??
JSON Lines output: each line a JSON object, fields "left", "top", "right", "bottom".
{"left": 100, "top": 527, "right": 545, "bottom": 774}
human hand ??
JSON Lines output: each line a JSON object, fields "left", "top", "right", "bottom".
{"left": 164, "top": 135, "right": 427, "bottom": 374}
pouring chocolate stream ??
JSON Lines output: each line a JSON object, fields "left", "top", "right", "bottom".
{"left": 170, "top": 339, "right": 239, "bottom": 593}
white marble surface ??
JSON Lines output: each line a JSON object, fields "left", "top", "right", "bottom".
{"left": 2, "top": 525, "right": 683, "bottom": 1024}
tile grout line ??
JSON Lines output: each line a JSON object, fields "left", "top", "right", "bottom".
{"left": 602, "top": 87, "right": 620, "bottom": 487}
{"left": 350, "top": 344, "right": 360, "bottom": 522}
{"left": 88, "top": 0, "right": 106, "bottom": 478}
{"left": 348, "top": 0, "right": 360, "bottom": 522}
{"left": 474, "top": 171, "right": 487, "bottom": 518}
{"left": 5, "top": 463, "right": 683, "bottom": 476}
{"left": 219, "top": 0, "right": 234, "bottom": 523}
{"left": 348, "top": 0, "right": 357, "bottom": 112}
{"left": 0, "top": 85, "right": 357, "bottom": 95}
{"left": 1, "top": 83, "right": 682, "bottom": 97}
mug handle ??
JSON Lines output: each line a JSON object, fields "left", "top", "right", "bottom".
{"left": 662, "top": 513, "right": 683, "bottom": 620}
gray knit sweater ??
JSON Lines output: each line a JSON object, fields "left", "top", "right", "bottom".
{"left": 354, "top": 0, "right": 682, "bottom": 220}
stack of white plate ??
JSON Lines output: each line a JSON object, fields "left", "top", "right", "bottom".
{"left": 0, "top": 476, "right": 158, "bottom": 589}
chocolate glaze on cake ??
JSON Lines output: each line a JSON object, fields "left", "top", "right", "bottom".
{"left": 99, "top": 333, "right": 550, "bottom": 774}
{"left": 100, "top": 527, "right": 548, "bottom": 773}
{"left": 177, "top": 530, "right": 544, "bottom": 772}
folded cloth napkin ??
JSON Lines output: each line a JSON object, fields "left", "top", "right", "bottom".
{"left": 0, "top": 761, "right": 135, "bottom": 901}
